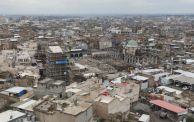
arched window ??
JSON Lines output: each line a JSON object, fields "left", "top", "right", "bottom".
{"left": 70, "top": 54, "right": 74, "bottom": 58}
{"left": 75, "top": 54, "right": 78, "bottom": 57}
{"left": 79, "top": 53, "right": 83, "bottom": 57}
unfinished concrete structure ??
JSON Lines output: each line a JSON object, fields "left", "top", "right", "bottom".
{"left": 46, "top": 46, "right": 69, "bottom": 81}
{"left": 35, "top": 37, "right": 56, "bottom": 63}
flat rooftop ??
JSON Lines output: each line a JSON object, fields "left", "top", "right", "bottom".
{"left": 157, "top": 86, "right": 182, "bottom": 95}
{"left": 52, "top": 80, "right": 65, "bottom": 86}
{"left": 36, "top": 100, "right": 92, "bottom": 116}
{"left": 5, "top": 87, "right": 26, "bottom": 94}
{"left": 132, "top": 75, "right": 148, "bottom": 81}
{"left": 39, "top": 78, "right": 52, "bottom": 84}
{"left": 49, "top": 46, "right": 63, "bottom": 53}
{"left": 0, "top": 110, "right": 25, "bottom": 122}
{"left": 174, "top": 70, "right": 194, "bottom": 78}
{"left": 141, "top": 69, "right": 164, "bottom": 75}
{"left": 11, "top": 99, "right": 38, "bottom": 112}
{"left": 171, "top": 75, "right": 194, "bottom": 85}
{"left": 60, "top": 101, "right": 91, "bottom": 116}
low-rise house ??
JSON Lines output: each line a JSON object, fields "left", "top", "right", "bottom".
{"left": 34, "top": 78, "right": 66, "bottom": 99}
{"left": 94, "top": 95, "right": 130, "bottom": 120}
{"left": 34, "top": 99, "right": 93, "bottom": 122}
{"left": 0, "top": 86, "right": 34, "bottom": 102}
{"left": 11, "top": 99, "right": 39, "bottom": 113}
{"left": 131, "top": 75, "right": 149, "bottom": 90}
{"left": 0, "top": 110, "right": 26, "bottom": 122}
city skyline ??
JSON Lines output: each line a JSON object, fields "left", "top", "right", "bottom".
{"left": 0, "top": 0, "right": 194, "bottom": 15}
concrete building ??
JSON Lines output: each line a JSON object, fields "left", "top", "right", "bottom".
{"left": 46, "top": 46, "right": 69, "bottom": 81}
{"left": 94, "top": 95, "right": 130, "bottom": 120}
{"left": 64, "top": 75, "right": 139, "bottom": 121}
{"left": 16, "top": 52, "right": 31, "bottom": 65}
{"left": 9, "top": 38, "right": 18, "bottom": 49}
{"left": 35, "top": 36, "right": 56, "bottom": 62}
{"left": 131, "top": 75, "right": 149, "bottom": 90}
{"left": 11, "top": 99, "right": 39, "bottom": 113}
{"left": 0, "top": 110, "right": 26, "bottom": 122}
{"left": 34, "top": 99, "right": 93, "bottom": 122}
{"left": 99, "top": 37, "right": 112, "bottom": 50}
{"left": 123, "top": 40, "right": 138, "bottom": 55}
{"left": 0, "top": 39, "right": 10, "bottom": 50}
{"left": 104, "top": 73, "right": 140, "bottom": 103}
{"left": 0, "top": 86, "right": 34, "bottom": 101}
{"left": 69, "top": 49, "right": 85, "bottom": 58}
{"left": 1, "top": 50, "right": 15, "bottom": 66}
{"left": 34, "top": 78, "right": 66, "bottom": 98}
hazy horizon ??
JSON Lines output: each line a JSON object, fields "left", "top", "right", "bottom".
{"left": 0, "top": 0, "right": 194, "bottom": 15}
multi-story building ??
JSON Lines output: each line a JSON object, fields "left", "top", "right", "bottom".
{"left": 34, "top": 78, "right": 66, "bottom": 99}
{"left": 46, "top": 46, "right": 69, "bottom": 81}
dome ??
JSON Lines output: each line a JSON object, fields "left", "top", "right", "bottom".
{"left": 126, "top": 40, "right": 138, "bottom": 48}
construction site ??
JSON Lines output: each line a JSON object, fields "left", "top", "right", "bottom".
{"left": 46, "top": 46, "right": 69, "bottom": 82}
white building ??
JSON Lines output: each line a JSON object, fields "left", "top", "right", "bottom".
{"left": 139, "top": 114, "right": 150, "bottom": 122}
{"left": 0, "top": 110, "right": 26, "bottom": 122}
{"left": 132, "top": 75, "right": 149, "bottom": 90}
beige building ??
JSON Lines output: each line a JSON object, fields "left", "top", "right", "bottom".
{"left": 0, "top": 86, "right": 34, "bottom": 109}
{"left": 123, "top": 40, "right": 138, "bottom": 55}
{"left": 34, "top": 78, "right": 66, "bottom": 99}
{"left": 34, "top": 99, "right": 93, "bottom": 122}
{"left": 34, "top": 76, "right": 140, "bottom": 122}
{"left": 99, "top": 37, "right": 112, "bottom": 50}
{"left": 94, "top": 95, "right": 130, "bottom": 120}
{"left": 16, "top": 51, "right": 31, "bottom": 65}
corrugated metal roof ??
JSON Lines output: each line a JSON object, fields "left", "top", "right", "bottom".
{"left": 5, "top": 87, "right": 26, "bottom": 94}
{"left": 150, "top": 100, "right": 186, "bottom": 113}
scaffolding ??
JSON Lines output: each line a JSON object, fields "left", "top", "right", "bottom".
{"left": 46, "top": 46, "right": 69, "bottom": 82}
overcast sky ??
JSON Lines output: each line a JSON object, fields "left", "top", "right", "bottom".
{"left": 0, "top": 0, "right": 194, "bottom": 15}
